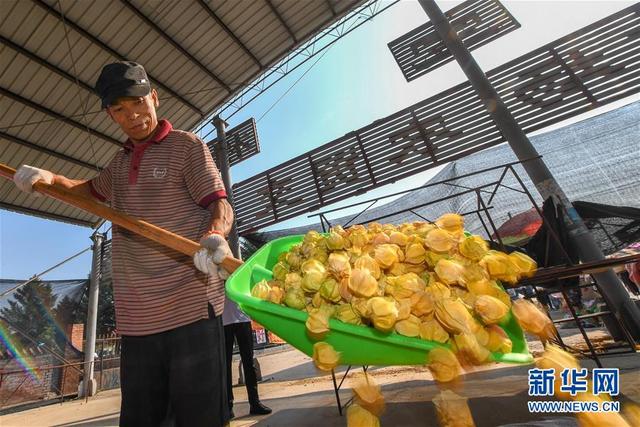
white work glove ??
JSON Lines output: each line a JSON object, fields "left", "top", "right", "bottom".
{"left": 13, "top": 165, "right": 54, "bottom": 194}
{"left": 193, "top": 232, "right": 232, "bottom": 280}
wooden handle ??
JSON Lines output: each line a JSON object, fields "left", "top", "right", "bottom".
{"left": 0, "top": 164, "right": 244, "bottom": 274}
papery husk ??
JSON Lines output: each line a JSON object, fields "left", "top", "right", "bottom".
{"left": 512, "top": 299, "right": 556, "bottom": 341}
{"left": 389, "top": 231, "right": 409, "bottom": 247}
{"left": 267, "top": 286, "right": 285, "bottom": 304}
{"left": 328, "top": 252, "right": 352, "bottom": 279}
{"left": 485, "top": 325, "right": 512, "bottom": 353}
{"left": 354, "top": 254, "right": 382, "bottom": 279}
{"left": 334, "top": 303, "right": 363, "bottom": 325}
{"left": 435, "top": 259, "right": 467, "bottom": 286}
{"left": 349, "top": 268, "right": 379, "bottom": 298}
{"left": 453, "top": 333, "right": 491, "bottom": 365}
{"left": 319, "top": 278, "right": 342, "bottom": 303}
{"left": 405, "top": 242, "right": 426, "bottom": 264}
{"left": 509, "top": 251, "right": 537, "bottom": 278}
{"left": 250, "top": 279, "right": 271, "bottom": 300}
{"left": 458, "top": 235, "right": 489, "bottom": 261}
{"left": 420, "top": 318, "right": 450, "bottom": 343}
{"left": 312, "top": 342, "right": 341, "bottom": 372}
{"left": 427, "top": 347, "right": 462, "bottom": 383}
{"left": 346, "top": 403, "right": 380, "bottom": 427}
{"left": 433, "top": 390, "right": 476, "bottom": 427}
{"left": 283, "top": 287, "right": 306, "bottom": 310}
{"left": 367, "top": 296, "right": 399, "bottom": 333}
{"left": 425, "top": 229, "right": 455, "bottom": 253}
{"left": 305, "top": 309, "right": 330, "bottom": 341}
{"left": 474, "top": 295, "right": 510, "bottom": 325}
{"left": 395, "top": 314, "right": 421, "bottom": 337}
{"left": 385, "top": 273, "right": 426, "bottom": 299}
{"left": 411, "top": 291, "right": 435, "bottom": 317}
{"left": 435, "top": 298, "right": 477, "bottom": 335}
{"left": 352, "top": 373, "right": 386, "bottom": 416}
{"left": 374, "top": 244, "right": 403, "bottom": 268}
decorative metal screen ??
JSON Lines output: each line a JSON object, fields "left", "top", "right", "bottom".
{"left": 234, "top": 4, "right": 640, "bottom": 235}
{"left": 208, "top": 118, "right": 260, "bottom": 166}
{"left": 388, "top": 0, "right": 520, "bottom": 81}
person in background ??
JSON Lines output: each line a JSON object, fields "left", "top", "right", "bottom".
{"left": 13, "top": 61, "right": 233, "bottom": 427}
{"left": 223, "top": 298, "right": 272, "bottom": 419}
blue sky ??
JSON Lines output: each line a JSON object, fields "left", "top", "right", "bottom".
{"left": 0, "top": 0, "right": 635, "bottom": 281}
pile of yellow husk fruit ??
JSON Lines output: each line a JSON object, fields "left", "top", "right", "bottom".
{"left": 249, "top": 214, "right": 638, "bottom": 426}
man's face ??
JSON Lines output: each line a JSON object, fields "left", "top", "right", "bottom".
{"left": 107, "top": 89, "right": 159, "bottom": 142}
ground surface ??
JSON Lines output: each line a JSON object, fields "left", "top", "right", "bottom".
{"left": 1, "top": 329, "right": 639, "bottom": 427}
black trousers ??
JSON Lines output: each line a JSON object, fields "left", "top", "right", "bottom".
{"left": 119, "top": 307, "right": 229, "bottom": 427}
{"left": 224, "top": 321, "right": 259, "bottom": 409}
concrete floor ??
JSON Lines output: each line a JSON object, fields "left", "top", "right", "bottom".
{"left": 2, "top": 330, "right": 639, "bottom": 427}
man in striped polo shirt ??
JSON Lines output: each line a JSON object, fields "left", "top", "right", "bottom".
{"left": 13, "top": 62, "right": 233, "bottom": 427}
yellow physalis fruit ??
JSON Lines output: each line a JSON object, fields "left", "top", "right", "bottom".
{"left": 479, "top": 251, "right": 520, "bottom": 284}
{"left": 466, "top": 279, "right": 511, "bottom": 308}
{"left": 395, "top": 314, "right": 421, "bottom": 337}
{"left": 272, "top": 261, "right": 289, "bottom": 281}
{"left": 404, "top": 263, "right": 427, "bottom": 275}
{"left": 459, "top": 235, "right": 489, "bottom": 261}
{"left": 311, "top": 291, "right": 323, "bottom": 308}
{"left": 458, "top": 263, "right": 489, "bottom": 287}
{"left": 419, "top": 318, "right": 449, "bottom": 343}
{"left": 452, "top": 287, "right": 476, "bottom": 308}
{"left": 350, "top": 229, "right": 370, "bottom": 248}
{"left": 300, "top": 259, "right": 328, "bottom": 293}
{"left": 512, "top": 299, "right": 555, "bottom": 341}
{"left": 328, "top": 252, "right": 351, "bottom": 279}
{"left": 312, "top": 342, "right": 341, "bottom": 372}
{"left": 352, "top": 298, "right": 372, "bottom": 319}
{"left": 435, "top": 259, "right": 467, "bottom": 286}
{"left": 389, "top": 231, "right": 409, "bottom": 247}
{"left": 396, "top": 298, "right": 412, "bottom": 320}
{"left": 319, "top": 278, "right": 342, "bottom": 303}
{"left": 326, "top": 231, "right": 346, "bottom": 250}
{"left": 267, "top": 286, "right": 285, "bottom": 304}
{"left": 436, "top": 213, "right": 465, "bottom": 233}
{"left": 454, "top": 333, "right": 491, "bottom": 365}
{"left": 283, "top": 287, "right": 306, "bottom": 310}
{"left": 509, "top": 251, "right": 537, "bottom": 278}
{"left": 304, "top": 230, "right": 323, "bottom": 245}
{"left": 372, "top": 232, "right": 391, "bottom": 246}
{"left": 346, "top": 403, "right": 380, "bottom": 427}
{"left": 285, "top": 251, "right": 303, "bottom": 269}
{"left": 411, "top": 291, "right": 435, "bottom": 317}
{"left": 474, "top": 295, "right": 510, "bottom": 325}
{"left": 425, "top": 229, "right": 455, "bottom": 253}
{"left": 435, "top": 298, "right": 477, "bottom": 334}
{"left": 284, "top": 272, "right": 302, "bottom": 290}
{"left": 433, "top": 390, "right": 476, "bottom": 427}
{"left": 334, "top": 304, "right": 362, "bottom": 325}
{"left": 386, "top": 273, "right": 427, "bottom": 299}
{"left": 250, "top": 279, "right": 271, "bottom": 300}
{"left": 374, "top": 244, "right": 402, "bottom": 268}
{"left": 485, "top": 325, "right": 512, "bottom": 353}
{"left": 428, "top": 281, "right": 452, "bottom": 300}
{"left": 310, "top": 246, "right": 329, "bottom": 263}
{"left": 339, "top": 277, "right": 353, "bottom": 302}
{"left": 349, "top": 268, "right": 379, "bottom": 298}
{"left": 415, "top": 222, "right": 436, "bottom": 237}
{"left": 427, "top": 347, "right": 462, "bottom": 383}
{"left": 352, "top": 373, "right": 386, "bottom": 417}
{"left": 354, "top": 254, "right": 382, "bottom": 280}
{"left": 405, "top": 242, "right": 427, "bottom": 264}
{"left": 367, "top": 296, "right": 399, "bottom": 333}
{"left": 306, "top": 310, "right": 330, "bottom": 341}
{"left": 387, "top": 262, "right": 408, "bottom": 276}
{"left": 536, "top": 344, "right": 579, "bottom": 400}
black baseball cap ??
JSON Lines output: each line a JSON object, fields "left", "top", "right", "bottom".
{"left": 95, "top": 61, "right": 151, "bottom": 108}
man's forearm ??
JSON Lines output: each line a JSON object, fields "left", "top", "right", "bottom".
{"left": 52, "top": 175, "right": 94, "bottom": 199}
{"left": 206, "top": 198, "right": 234, "bottom": 237}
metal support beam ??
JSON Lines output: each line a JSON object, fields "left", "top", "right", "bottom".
{"left": 0, "top": 130, "right": 101, "bottom": 170}
{"left": 196, "top": 0, "right": 263, "bottom": 68}
{"left": 264, "top": 0, "right": 298, "bottom": 43}
{"left": 417, "top": 0, "right": 640, "bottom": 339}
{"left": 0, "top": 34, "right": 94, "bottom": 94}
{"left": 120, "top": 0, "right": 232, "bottom": 93}
{"left": 80, "top": 232, "right": 104, "bottom": 397}
{"left": 32, "top": 0, "right": 205, "bottom": 118}
{"left": 212, "top": 116, "right": 241, "bottom": 258}
{"left": 0, "top": 86, "right": 122, "bottom": 147}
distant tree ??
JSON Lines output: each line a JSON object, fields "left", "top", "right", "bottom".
{"left": 0, "top": 280, "right": 57, "bottom": 348}
{"left": 73, "top": 279, "right": 116, "bottom": 335}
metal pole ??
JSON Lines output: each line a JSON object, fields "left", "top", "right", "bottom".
{"left": 417, "top": 0, "right": 640, "bottom": 339}
{"left": 81, "top": 232, "right": 104, "bottom": 397}
{"left": 212, "top": 116, "right": 241, "bottom": 258}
